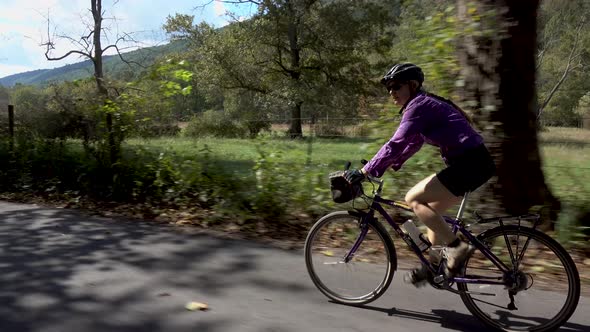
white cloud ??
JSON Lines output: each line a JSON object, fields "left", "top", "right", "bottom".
{"left": 214, "top": 0, "right": 227, "bottom": 17}
{"left": 0, "top": 0, "right": 92, "bottom": 77}
{"left": 0, "top": 0, "right": 255, "bottom": 78}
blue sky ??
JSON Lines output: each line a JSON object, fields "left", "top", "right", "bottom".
{"left": 0, "top": 0, "right": 255, "bottom": 78}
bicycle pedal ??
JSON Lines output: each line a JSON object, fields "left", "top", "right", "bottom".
{"left": 433, "top": 275, "right": 445, "bottom": 284}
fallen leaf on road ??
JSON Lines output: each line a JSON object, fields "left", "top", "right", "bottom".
{"left": 185, "top": 301, "right": 209, "bottom": 311}
{"left": 322, "top": 250, "right": 334, "bottom": 257}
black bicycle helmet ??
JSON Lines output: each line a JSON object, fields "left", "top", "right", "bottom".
{"left": 380, "top": 63, "right": 424, "bottom": 85}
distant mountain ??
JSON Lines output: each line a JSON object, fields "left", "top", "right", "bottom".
{"left": 0, "top": 40, "right": 189, "bottom": 87}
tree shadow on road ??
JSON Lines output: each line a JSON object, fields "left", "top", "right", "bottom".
{"left": 0, "top": 204, "right": 307, "bottom": 332}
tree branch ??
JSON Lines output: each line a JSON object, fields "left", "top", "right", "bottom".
{"left": 536, "top": 38, "right": 556, "bottom": 70}
{"left": 537, "top": 19, "right": 586, "bottom": 119}
{"left": 102, "top": 42, "right": 147, "bottom": 68}
{"left": 45, "top": 49, "right": 92, "bottom": 61}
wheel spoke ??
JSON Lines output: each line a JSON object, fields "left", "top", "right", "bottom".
{"left": 500, "top": 222, "right": 518, "bottom": 270}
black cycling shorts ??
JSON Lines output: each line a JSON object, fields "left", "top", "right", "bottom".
{"left": 436, "top": 144, "right": 496, "bottom": 197}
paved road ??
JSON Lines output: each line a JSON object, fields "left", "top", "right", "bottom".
{"left": 0, "top": 201, "right": 588, "bottom": 332}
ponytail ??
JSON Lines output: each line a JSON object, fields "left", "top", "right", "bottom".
{"left": 424, "top": 91, "right": 473, "bottom": 124}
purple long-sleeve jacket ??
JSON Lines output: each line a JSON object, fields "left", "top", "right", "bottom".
{"left": 363, "top": 92, "right": 484, "bottom": 177}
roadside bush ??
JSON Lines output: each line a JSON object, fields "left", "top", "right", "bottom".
{"left": 223, "top": 90, "right": 272, "bottom": 138}
{"left": 557, "top": 203, "right": 590, "bottom": 250}
{"left": 0, "top": 137, "right": 290, "bottom": 223}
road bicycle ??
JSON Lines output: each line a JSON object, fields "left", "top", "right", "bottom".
{"left": 304, "top": 163, "right": 580, "bottom": 332}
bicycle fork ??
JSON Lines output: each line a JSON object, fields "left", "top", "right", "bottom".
{"left": 343, "top": 216, "right": 372, "bottom": 263}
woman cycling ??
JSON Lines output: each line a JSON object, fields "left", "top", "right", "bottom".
{"left": 345, "top": 63, "right": 496, "bottom": 286}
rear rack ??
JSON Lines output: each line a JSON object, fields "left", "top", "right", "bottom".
{"left": 473, "top": 211, "right": 542, "bottom": 228}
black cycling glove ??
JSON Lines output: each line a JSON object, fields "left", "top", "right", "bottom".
{"left": 344, "top": 169, "right": 366, "bottom": 184}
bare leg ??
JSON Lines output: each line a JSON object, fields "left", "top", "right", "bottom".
{"left": 405, "top": 174, "right": 461, "bottom": 246}
{"left": 404, "top": 175, "right": 474, "bottom": 282}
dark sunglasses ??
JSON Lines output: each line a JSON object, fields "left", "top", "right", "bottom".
{"left": 386, "top": 82, "right": 404, "bottom": 92}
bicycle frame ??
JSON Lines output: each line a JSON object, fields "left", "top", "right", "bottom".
{"left": 345, "top": 184, "right": 542, "bottom": 287}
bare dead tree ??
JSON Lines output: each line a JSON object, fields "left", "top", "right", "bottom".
{"left": 41, "top": 0, "right": 143, "bottom": 164}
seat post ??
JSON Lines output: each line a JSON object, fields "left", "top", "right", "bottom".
{"left": 456, "top": 192, "right": 470, "bottom": 221}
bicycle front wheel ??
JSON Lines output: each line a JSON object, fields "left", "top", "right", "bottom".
{"left": 459, "top": 225, "right": 580, "bottom": 332}
{"left": 304, "top": 211, "right": 396, "bottom": 305}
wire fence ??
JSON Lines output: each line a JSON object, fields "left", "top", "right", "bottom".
{"left": 2, "top": 104, "right": 589, "bottom": 167}
{"left": 539, "top": 118, "right": 590, "bottom": 129}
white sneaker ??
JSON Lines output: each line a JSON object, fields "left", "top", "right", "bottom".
{"left": 443, "top": 241, "right": 475, "bottom": 272}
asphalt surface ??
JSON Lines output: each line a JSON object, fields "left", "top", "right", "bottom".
{"left": 0, "top": 201, "right": 589, "bottom": 332}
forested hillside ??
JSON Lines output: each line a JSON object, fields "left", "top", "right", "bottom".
{"left": 0, "top": 40, "right": 188, "bottom": 87}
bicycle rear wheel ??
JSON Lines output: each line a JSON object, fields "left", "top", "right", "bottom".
{"left": 458, "top": 225, "right": 580, "bottom": 332}
{"left": 304, "top": 211, "right": 396, "bottom": 305}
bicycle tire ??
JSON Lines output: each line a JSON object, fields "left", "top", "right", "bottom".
{"left": 304, "top": 211, "right": 397, "bottom": 305}
{"left": 458, "top": 225, "right": 580, "bottom": 332}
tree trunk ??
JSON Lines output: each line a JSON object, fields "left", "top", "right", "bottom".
{"left": 457, "top": 0, "right": 560, "bottom": 220}
{"left": 91, "top": 0, "right": 118, "bottom": 165}
{"left": 288, "top": 101, "right": 303, "bottom": 138}
{"left": 286, "top": 1, "right": 303, "bottom": 138}
{"left": 92, "top": 0, "right": 106, "bottom": 96}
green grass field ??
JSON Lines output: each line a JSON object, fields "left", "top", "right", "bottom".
{"left": 125, "top": 136, "right": 377, "bottom": 166}
{"left": 540, "top": 128, "right": 590, "bottom": 204}
{"left": 125, "top": 127, "right": 590, "bottom": 206}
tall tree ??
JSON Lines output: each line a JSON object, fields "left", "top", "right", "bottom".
{"left": 457, "top": 0, "right": 560, "bottom": 217}
{"left": 166, "top": 0, "right": 399, "bottom": 138}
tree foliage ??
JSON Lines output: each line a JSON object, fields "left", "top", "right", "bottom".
{"left": 537, "top": 0, "right": 590, "bottom": 127}
{"left": 388, "top": 0, "right": 459, "bottom": 96}
{"left": 164, "top": 0, "right": 400, "bottom": 137}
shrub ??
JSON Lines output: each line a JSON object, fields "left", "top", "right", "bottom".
{"left": 184, "top": 110, "right": 247, "bottom": 138}
{"left": 133, "top": 123, "right": 181, "bottom": 138}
